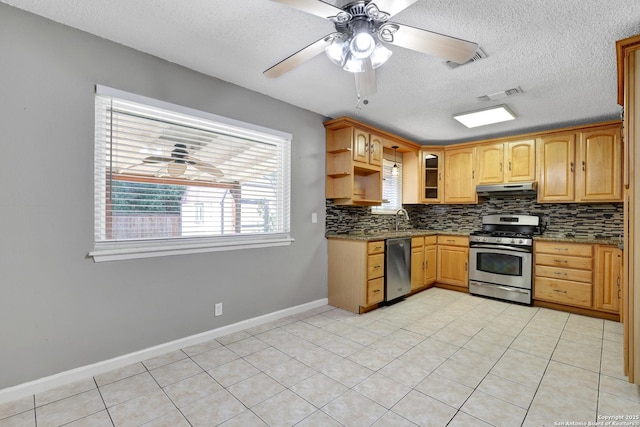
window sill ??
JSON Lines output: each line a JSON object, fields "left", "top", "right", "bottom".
{"left": 89, "top": 236, "right": 295, "bottom": 262}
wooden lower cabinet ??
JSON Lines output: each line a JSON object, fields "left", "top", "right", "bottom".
{"left": 534, "top": 241, "right": 622, "bottom": 318}
{"left": 436, "top": 235, "right": 469, "bottom": 288}
{"left": 411, "top": 236, "right": 437, "bottom": 290}
{"left": 534, "top": 241, "right": 593, "bottom": 308}
{"left": 328, "top": 239, "right": 385, "bottom": 313}
{"left": 594, "top": 245, "right": 623, "bottom": 313}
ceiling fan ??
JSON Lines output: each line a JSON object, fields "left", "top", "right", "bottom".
{"left": 264, "top": 0, "right": 479, "bottom": 96}
{"left": 141, "top": 143, "right": 224, "bottom": 179}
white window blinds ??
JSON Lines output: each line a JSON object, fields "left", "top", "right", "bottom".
{"left": 372, "top": 158, "right": 403, "bottom": 214}
{"left": 92, "top": 86, "right": 291, "bottom": 259}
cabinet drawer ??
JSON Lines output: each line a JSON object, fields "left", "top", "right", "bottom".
{"left": 411, "top": 237, "right": 424, "bottom": 248}
{"left": 534, "top": 277, "right": 592, "bottom": 308}
{"left": 367, "top": 277, "right": 384, "bottom": 305}
{"left": 535, "top": 241, "right": 592, "bottom": 257}
{"left": 535, "top": 265, "right": 592, "bottom": 283}
{"left": 437, "top": 235, "right": 468, "bottom": 246}
{"left": 368, "top": 253, "right": 385, "bottom": 279}
{"left": 535, "top": 253, "right": 593, "bottom": 270}
{"left": 368, "top": 240, "right": 385, "bottom": 255}
{"left": 424, "top": 235, "right": 437, "bottom": 245}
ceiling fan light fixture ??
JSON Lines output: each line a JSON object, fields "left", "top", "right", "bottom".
{"left": 343, "top": 54, "right": 366, "bottom": 73}
{"left": 325, "top": 37, "right": 349, "bottom": 66}
{"left": 350, "top": 31, "right": 376, "bottom": 59}
{"left": 453, "top": 104, "right": 517, "bottom": 128}
{"left": 370, "top": 42, "right": 392, "bottom": 69}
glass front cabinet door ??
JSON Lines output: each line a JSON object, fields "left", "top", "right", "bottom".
{"left": 421, "top": 150, "right": 443, "bottom": 203}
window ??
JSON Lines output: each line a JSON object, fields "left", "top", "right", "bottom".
{"left": 371, "top": 157, "right": 403, "bottom": 214}
{"left": 91, "top": 86, "right": 292, "bottom": 262}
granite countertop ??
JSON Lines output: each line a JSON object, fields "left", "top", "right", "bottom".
{"left": 326, "top": 230, "right": 622, "bottom": 247}
{"left": 534, "top": 234, "right": 623, "bottom": 247}
{"left": 325, "top": 229, "right": 470, "bottom": 241}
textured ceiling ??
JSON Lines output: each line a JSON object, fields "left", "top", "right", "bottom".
{"left": 4, "top": 0, "right": 640, "bottom": 144}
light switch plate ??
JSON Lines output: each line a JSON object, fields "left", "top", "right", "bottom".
{"left": 311, "top": 212, "right": 318, "bottom": 223}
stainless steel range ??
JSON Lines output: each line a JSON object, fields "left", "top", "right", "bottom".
{"left": 469, "top": 214, "right": 541, "bottom": 305}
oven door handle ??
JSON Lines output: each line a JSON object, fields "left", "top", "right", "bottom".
{"left": 470, "top": 244, "right": 531, "bottom": 253}
{"left": 494, "top": 285, "right": 529, "bottom": 294}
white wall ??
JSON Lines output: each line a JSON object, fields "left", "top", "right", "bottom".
{"left": 0, "top": 4, "right": 327, "bottom": 389}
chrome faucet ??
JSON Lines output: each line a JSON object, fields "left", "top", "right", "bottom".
{"left": 395, "top": 208, "right": 410, "bottom": 231}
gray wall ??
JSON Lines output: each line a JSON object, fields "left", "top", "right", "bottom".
{"left": 0, "top": 4, "right": 327, "bottom": 389}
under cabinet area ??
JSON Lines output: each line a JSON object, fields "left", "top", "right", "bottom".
{"left": 328, "top": 239, "right": 385, "bottom": 313}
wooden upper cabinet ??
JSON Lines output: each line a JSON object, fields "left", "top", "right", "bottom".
{"left": 444, "top": 146, "right": 477, "bottom": 204}
{"left": 537, "top": 125, "right": 622, "bottom": 203}
{"left": 353, "top": 128, "right": 382, "bottom": 167}
{"left": 476, "top": 139, "right": 535, "bottom": 185}
{"left": 577, "top": 126, "right": 622, "bottom": 202}
{"left": 368, "top": 133, "right": 383, "bottom": 167}
{"left": 537, "top": 133, "right": 576, "bottom": 202}
{"left": 476, "top": 143, "right": 504, "bottom": 184}
{"left": 507, "top": 139, "right": 536, "bottom": 182}
{"left": 352, "top": 128, "right": 369, "bottom": 163}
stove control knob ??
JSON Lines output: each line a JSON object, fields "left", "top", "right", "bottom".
{"left": 517, "top": 239, "right": 524, "bottom": 245}
{"left": 482, "top": 237, "right": 489, "bottom": 242}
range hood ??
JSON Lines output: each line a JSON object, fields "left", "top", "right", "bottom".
{"left": 476, "top": 182, "right": 538, "bottom": 197}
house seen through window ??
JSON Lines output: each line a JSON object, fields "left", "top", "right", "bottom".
{"left": 92, "top": 86, "right": 291, "bottom": 260}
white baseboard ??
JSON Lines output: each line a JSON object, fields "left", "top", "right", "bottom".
{"left": 0, "top": 298, "right": 328, "bottom": 405}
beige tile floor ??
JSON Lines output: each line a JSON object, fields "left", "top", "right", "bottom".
{"left": 2, "top": 288, "right": 640, "bottom": 427}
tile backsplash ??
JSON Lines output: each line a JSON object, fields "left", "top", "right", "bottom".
{"left": 326, "top": 196, "right": 624, "bottom": 240}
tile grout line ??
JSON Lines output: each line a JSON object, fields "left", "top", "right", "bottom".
{"left": 92, "top": 377, "right": 115, "bottom": 427}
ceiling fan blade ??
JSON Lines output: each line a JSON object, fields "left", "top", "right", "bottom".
{"left": 354, "top": 61, "right": 377, "bottom": 97}
{"left": 370, "top": 0, "right": 419, "bottom": 18}
{"left": 142, "top": 155, "right": 173, "bottom": 164}
{"left": 264, "top": 33, "right": 336, "bottom": 78}
{"left": 384, "top": 22, "right": 478, "bottom": 64}
{"left": 269, "top": 0, "right": 349, "bottom": 21}
{"left": 189, "top": 158, "right": 224, "bottom": 178}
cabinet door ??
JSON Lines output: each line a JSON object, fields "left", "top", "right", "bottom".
{"left": 578, "top": 127, "right": 623, "bottom": 202}
{"left": 411, "top": 246, "right": 425, "bottom": 290}
{"left": 507, "top": 139, "right": 536, "bottom": 182}
{"left": 425, "top": 244, "right": 437, "bottom": 285}
{"left": 353, "top": 128, "right": 369, "bottom": 163}
{"left": 444, "top": 147, "right": 477, "bottom": 204}
{"left": 437, "top": 245, "right": 469, "bottom": 287}
{"left": 476, "top": 143, "right": 504, "bottom": 184}
{"left": 537, "top": 133, "right": 576, "bottom": 202}
{"left": 368, "top": 134, "right": 383, "bottom": 167}
{"left": 421, "top": 150, "right": 444, "bottom": 203}
{"left": 594, "top": 246, "right": 622, "bottom": 313}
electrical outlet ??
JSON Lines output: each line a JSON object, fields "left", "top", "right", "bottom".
{"left": 214, "top": 303, "right": 223, "bottom": 317}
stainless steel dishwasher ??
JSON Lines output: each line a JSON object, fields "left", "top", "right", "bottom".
{"left": 385, "top": 238, "right": 411, "bottom": 301}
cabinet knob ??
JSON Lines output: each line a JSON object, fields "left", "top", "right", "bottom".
{"left": 509, "top": 161, "right": 512, "bottom": 171}
{"left": 570, "top": 162, "right": 574, "bottom": 172}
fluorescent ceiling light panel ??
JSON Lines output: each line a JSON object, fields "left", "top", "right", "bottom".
{"left": 453, "top": 104, "right": 516, "bottom": 128}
